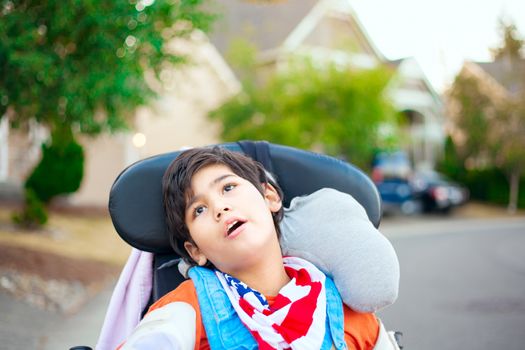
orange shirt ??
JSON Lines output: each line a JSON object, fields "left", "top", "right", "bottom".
{"left": 149, "top": 279, "right": 379, "bottom": 350}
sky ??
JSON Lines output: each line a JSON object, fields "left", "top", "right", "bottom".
{"left": 350, "top": 0, "right": 525, "bottom": 93}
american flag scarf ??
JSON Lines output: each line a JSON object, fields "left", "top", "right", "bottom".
{"left": 215, "top": 257, "right": 326, "bottom": 350}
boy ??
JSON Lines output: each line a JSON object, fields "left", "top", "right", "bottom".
{"left": 121, "top": 146, "right": 391, "bottom": 350}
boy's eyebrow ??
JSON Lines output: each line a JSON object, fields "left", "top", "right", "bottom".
{"left": 186, "top": 173, "right": 236, "bottom": 210}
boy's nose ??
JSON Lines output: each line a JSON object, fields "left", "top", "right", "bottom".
{"left": 215, "top": 205, "right": 231, "bottom": 220}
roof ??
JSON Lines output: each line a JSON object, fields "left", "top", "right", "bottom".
{"left": 208, "top": 0, "right": 318, "bottom": 56}
{"left": 386, "top": 58, "right": 404, "bottom": 68}
{"left": 476, "top": 57, "right": 525, "bottom": 96}
{"left": 387, "top": 57, "right": 443, "bottom": 105}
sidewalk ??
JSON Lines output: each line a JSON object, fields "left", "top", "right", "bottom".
{"left": 1, "top": 288, "right": 62, "bottom": 350}
{"left": 0, "top": 279, "right": 114, "bottom": 350}
{"left": 43, "top": 281, "right": 115, "bottom": 350}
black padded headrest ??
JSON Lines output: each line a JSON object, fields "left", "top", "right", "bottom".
{"left": 108, "top": 141, "right": 381, "bottom": 253}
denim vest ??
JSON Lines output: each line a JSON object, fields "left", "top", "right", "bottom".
{"left": 188, "top": 266, "right": 348, "bottom": 350}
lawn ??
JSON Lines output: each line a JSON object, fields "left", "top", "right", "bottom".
{"left": 0, "top": 206, "right": 130, "bottom": 267}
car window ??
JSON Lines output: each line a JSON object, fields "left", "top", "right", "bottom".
{"left": 372, "top": 152, "right": 412, "bottom": 180}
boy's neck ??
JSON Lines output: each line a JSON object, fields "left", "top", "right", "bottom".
{"left": 232, "top": 253, "right": 291, "bottom": 296}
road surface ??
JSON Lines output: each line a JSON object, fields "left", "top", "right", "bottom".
{"left": 379, "top": 216, "right": 525, "bottom": 349}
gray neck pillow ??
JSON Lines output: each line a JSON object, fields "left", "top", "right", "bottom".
{"left": 279, "top": 188, "right": 400, "bottom": 313}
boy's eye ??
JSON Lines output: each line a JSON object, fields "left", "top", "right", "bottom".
{"left": 194, "top": 205, "right": 207, "bottom": 217}
{"left": 223, "top": 184, "right": 236, "bottom": 193}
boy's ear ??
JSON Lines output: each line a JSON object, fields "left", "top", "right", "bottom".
{"left": 263, "top": 183, "right": 282, "bottom": 213}
{"left": 184, "top": 241, "right": 208, "bottom": 266}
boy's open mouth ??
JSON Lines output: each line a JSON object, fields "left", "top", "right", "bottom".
{"left": 226, "top": 220, "right": 246, "bottom": 236}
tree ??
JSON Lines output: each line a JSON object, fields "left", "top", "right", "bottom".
{"left": 491, "top": 21, "right": 524, "bottom": 60}
{"left": 0, "top": 0, "right": 214, "bottom": 225}
{"left": 437, "top": 135, "right": 466, "bottom": 182}
{"left": 209, "top": 56, "right": 397, "bottom": 169}
{"left": 448, "top": 20, "right": 525, "bottom": 212}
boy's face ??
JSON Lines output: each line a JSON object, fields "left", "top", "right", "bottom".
{"left": 183, "top": 164, "right": 282, "bottom": 275}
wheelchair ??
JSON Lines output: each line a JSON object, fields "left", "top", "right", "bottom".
{"left": 71, "top": 140, "right": 399, "bottom": 350}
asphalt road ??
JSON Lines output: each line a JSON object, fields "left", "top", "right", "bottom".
{"left": 378, "top": 216, "right": 525, "bottom": 349}
{"left": 1, "top": 215, "right": 524, "bottom": 349}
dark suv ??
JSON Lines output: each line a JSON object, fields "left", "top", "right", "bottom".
{"left": 411, "top": 170, "right": 469, "bottom": 213}
{"left": 371, "top": 151, "right": 422, "bottom": 215}
{"left": 372, "top": 151, "right": 468, "bottom": 215}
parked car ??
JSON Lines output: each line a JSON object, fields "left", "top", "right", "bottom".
{"left": 372, "top": 151, "right": 422, "bottom": 215}
{"left": 372, "top": 151, "right": 469, "bottom": 215}
{"left": 371, "top": 151, "right": 411, "bottom": 180}
{"left": 412, "top": 170, "right": 469, "bottom": 214}
{"left": 374, "top": 177, "right": 422, "bottom": 215}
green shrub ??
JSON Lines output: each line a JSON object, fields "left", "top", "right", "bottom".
{"left": 13, "top": 132, "right": 84, "bottom": 228}
{"left": 463, "top": 168, "right": 525, "bottom": 208}
{"left": 438, "top": 136, "right": 525, "bottom": 208}
{"left": 12, "top": 188, "right": 48, "bottom": 227}
{"left": 437, "top": 136, "right": 467, "bottom": 183}
{"left": 25, "top": 137, "right": 84, "bottom": 203}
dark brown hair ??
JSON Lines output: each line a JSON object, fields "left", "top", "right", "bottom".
{"left": 162, "top": 146, "right": 284, "bottom": 266}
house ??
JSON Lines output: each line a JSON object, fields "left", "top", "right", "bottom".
{"left": 447, "top": 56, "right": 525, "bottom": 164}
{"left": 0, "top": 117, "right": 48, "bottom": 200}
{"left": 208, "top": 0, "right": 445, "bottom": 170}
{"left": 1, "top": 0, "right": 445, "bottom": 207}
{"left": 387, "top": 57, "right": 445, "bottom": 171}
{"left": 454, "top": 57, "right": 525, "bottom": 100}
